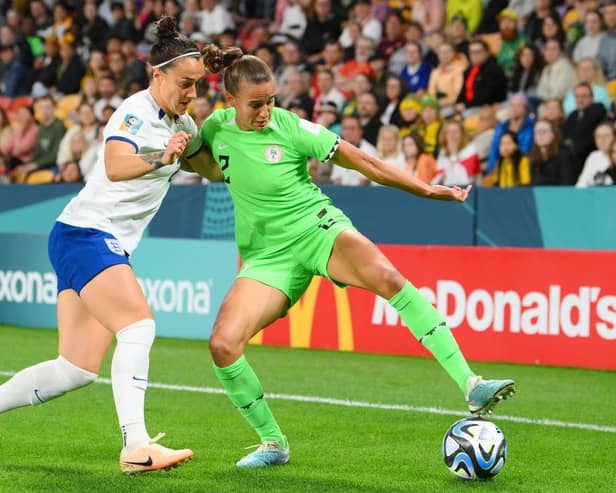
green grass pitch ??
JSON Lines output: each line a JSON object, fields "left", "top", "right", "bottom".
{"left": 0, "top": 325, "right": 614, "bottom": 493}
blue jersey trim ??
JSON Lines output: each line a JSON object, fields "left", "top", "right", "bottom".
{"left": 185, "top": 141, "right": 204, "bottom": 159}
{"left": 106, "top": 135, "right": 139, "bottom": 153}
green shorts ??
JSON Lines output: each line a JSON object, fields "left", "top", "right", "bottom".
{"left": 236, "top": 206, "right": 356, "bottom": 307}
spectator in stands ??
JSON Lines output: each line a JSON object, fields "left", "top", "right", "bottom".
{"left": 281, "top": 69, "right": 314, "bottom": 118}
{"left": 540, "top": 98, "right": 565, "bottom": 128}
{"left": 375, "top": 125, "right": 406, "bottom": 172}
{"left": 93, "top": 75, "right": 123, "bottom": 121}
{"left": 192, "top": 95, "right": 213, "bottom": 128}
{"left": 488, "top": 93, "right": 535, "bottom": 174}
{"left": 417, "top": 95, "right": 442, "bottom": 156}
{"left": 29, "top": 1, "right": 52, "bottom": 37}
{"left": 561, "top": 82, "right": 608, "bottom": 178}
{"left": 398, "top": 94, "right": 422, "bottom": 137}
{"left": 562, "top": 58, "right": 611, "bottom": 116}
{"left": 525, "top": 0, "right": 555, "bottom": 44}
{"left": 388, "top": 20, "right": 426, "bottom": 75}
{"left": 471, "top": 105, "right": 497, "bottom": 172}
{"left": 330, "top": 115, "right": 375, "bottom": 185}
{"left": 275, "top": 40, "right": 310, "bottom": 102}
{"left": 56, "top": 160, "right": 83, "bottom": 183}
{"left": 56, "top": 35, "right": 86, "bottom": 96}
{"left": 11, "top": 96, "right": 65, "bottom": 182}
{"left": 314, "top": 67, "right": 345, "bottom": 119}
{"left": 367, "top": 51, "right": 388, "bottom": 99}
{"left": 57, "top": 102, "right": 99, "bottom": 168}
{"left": 301, "top": 0, "right": 341, "bottom": 62}
{"left": 49, "top": 1, "right": 74, "bottom": 41}
{"left": 455, "top": 39, "right": 507, "bottom": 115}
{"left": 411, "top": 0, "right": 445, "bottom": 35}
{"left": 590, "top": 139, "right": 616, "bottom": 185}
{"left": 572, "top": 10, "right": 605, "bottom": 63}
{"left": 597, "top": 1, "right": 616, "bottom": 81}
{"left": 427, "top": 41, "right": 466, "bottom": 117}
{"left": 315, "top": 100, "right": 341, "bottom": 135}
{"left": 107, "top": 51, "right": 134, "bottom": 98}
{"left": 339, "top": 0, "right": 382, "bottom": 48}
{"left": 576, "top": 122, "right": 615, "bottom": 187}
{"left": 86, "top": 49, "right": 109, "bottom": 81}
{"left": 253, "top": 43, "right": 277, "bottom": 71}
{"left": 529, "top": 119, "right": 576, "bottom": 185}
{"left": 357, "top": 92, "right": 383, "bottom": 146}
{"left": 509, "top": 44, "right": 544, "bottom": 107}
{"left": 376, "top": 11, "right": 407, "bottom": 61}
{"left": 339, "top": 35, "right": 375, "bottom": 89}
{"left": 493, "top": 130, "right": 531, "bottom": 187}
{"left": 80, "top": 0, "right": 110, "bottom": 53}
{"left": 380, "top": 75, "right": 405, "bottom": 127}
{"left": 400, "top": 41, "right": 431, "bottom": 95}
{"left": 122, "top": 39, "right": 149, "bottom": 89}
{"left": 320, "top": 40, "right": 344, "bottom": 73}
{"left": 0, "top": 107, "right": 11, "bottom": 152}
{"left": 271, "top": 0, "right": 308, "bottom": 45}
{"left": 509, "top": 0, "right": 536, "bottom": 20}
{"left": 55, "top": 131, "right": 88, "bottom": 183}
{"left": 434, "top": 119, "right": 481, "bottom": 186}
{"left": 497, "top": 9, "right": 527, "bottom": 78}
{"left": 77, "top": 125, "right": 103, "bottom": 182}
{"left": 447, "top": 15, "right": 470, "bottom": 58}
{"left": 0, "top": 105, "right": 38, "bottom": 171}
{"left": 446, "top": 1, "right": 483, "bottom": 34}
{"left": 108, "top": 2, "right": 138, "bottom": 42}
{"left": 535, "top": 12, "right": 565, "bottom": 51}
{"left": 423, "top": 30, "right": 445, "bottom": 68}
{"left": 0, "top": 41, "right": 31, "bottom": 97}
{"left": 403, "top": 131, "right": 437, "bottom": 183}
{"left": 536, "top": 38, "right": 575, "bottom": 101}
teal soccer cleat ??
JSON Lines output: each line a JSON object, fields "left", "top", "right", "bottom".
{"left": 466, "top": 376, "right": 516, "bottom": 416}
{"left": 236, "top": 437, "right": 290, "bottom": 468}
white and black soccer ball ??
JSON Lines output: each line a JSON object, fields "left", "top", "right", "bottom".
{"left": 442, "top": 417, "right": 507, "bottom": 480}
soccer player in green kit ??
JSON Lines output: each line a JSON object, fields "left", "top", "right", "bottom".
{"left": 185, "top": 45, "right": 516, "bottom": 468}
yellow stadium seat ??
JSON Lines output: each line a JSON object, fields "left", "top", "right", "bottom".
{"left": 607, "top": 79, "right": 616, "bottom": 100}
{"left": 24, "top": 169, "right": 56, "bottom": 184}
{"left": 55, "top": 94, "right": 80, "bottom": 121}
{"left": 480, "top": 33, "right": 502, "bottom": 56}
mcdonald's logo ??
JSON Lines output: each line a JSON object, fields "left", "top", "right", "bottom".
{"left": 249, "top": 277, "right": 354, "bottom": 351}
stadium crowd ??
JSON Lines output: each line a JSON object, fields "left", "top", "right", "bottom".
{"left": 0, "top": 0, "right": 614, "bottom": 187}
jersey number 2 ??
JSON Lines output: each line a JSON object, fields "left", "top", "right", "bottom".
{"left": 219, "top": 155, "right": 231, "bottom": 183}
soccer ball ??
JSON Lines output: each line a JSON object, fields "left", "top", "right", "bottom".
{"left": 442, "top": 417, "right": 507, "bottom": 480}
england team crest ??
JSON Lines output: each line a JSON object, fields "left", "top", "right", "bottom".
{"left": 265, "top": 145, "right": 283, "bottom": 163}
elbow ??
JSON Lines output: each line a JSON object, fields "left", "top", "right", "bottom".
{"left": 105, "top": 164, "right": 123, "bottom": 182}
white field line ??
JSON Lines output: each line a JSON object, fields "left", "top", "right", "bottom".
{"left": 1, "top": 371, "right": 615, "bottom": 434}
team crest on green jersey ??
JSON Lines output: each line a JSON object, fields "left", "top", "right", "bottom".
{"left": 265, "top": 145, "right": 283, "bottom": 163}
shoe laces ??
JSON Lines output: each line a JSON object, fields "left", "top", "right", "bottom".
{"left": 244, "top": 440, "right": 282, "bottom": 452}
{"left": 149, "top": 432, "right": 166, "bottom": 444}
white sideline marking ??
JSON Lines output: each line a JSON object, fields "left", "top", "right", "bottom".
{"left": 1, "top": 370, "right": 614, "bottom": 434}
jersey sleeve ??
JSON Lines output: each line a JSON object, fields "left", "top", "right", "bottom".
{"left": 200, "top": 109, "right": 224, "bottom": 152}
{"left": 180, "top": 114, "right": 203, "bottom": 159}
{"left": 284, "top": 110, "right": 340, "bottom": 163}
{"left": 104, "top": 105, "right": 151, "bottom": 153}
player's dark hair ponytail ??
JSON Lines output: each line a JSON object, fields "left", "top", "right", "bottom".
{"left": 149, "top": 16, "right": 200, "bottom": 71}
{"left": 202, "top": 44, "right": 273, "bottom": 95}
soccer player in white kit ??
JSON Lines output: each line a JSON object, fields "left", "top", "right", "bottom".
{"left": 0, "top": 17, "right": 205, "bottom": 474}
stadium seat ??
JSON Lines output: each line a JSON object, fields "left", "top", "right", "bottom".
{"left": 55, "top": 94, "right": 80, "bottom": 122}
{"left": 606, "top": 79, "right": 616, "bottom": 100}
{"left": 24, "top": 169, "right": 56, "bottom": 184}
{"left": 480, "top": 33, "right": 502, "bottom": 56}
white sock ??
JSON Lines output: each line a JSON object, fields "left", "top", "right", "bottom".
{"left": 111, "top": 318, "right": 156, "bottom": 449}
{"left": 0, "top": 355, "right": 97, "bottom": 413}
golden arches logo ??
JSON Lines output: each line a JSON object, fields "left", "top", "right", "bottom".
{"left": 249, "top": 277, "right": 354, "bottom": 351}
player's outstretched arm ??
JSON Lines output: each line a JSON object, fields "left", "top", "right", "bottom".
{"left": 104, "top": 131, "right": 191, "bottom": 181}
{"left": 331, "top": 139, "right": 471, "bottom": 202}
{"left": 181, "top": 146, "right": 224, "bottom": 182}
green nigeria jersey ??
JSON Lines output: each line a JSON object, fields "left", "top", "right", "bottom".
{"left": 201, "top": 107, "right": 340, "bottom": 255}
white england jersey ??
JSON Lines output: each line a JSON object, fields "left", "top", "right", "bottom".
{"left": 58, "top": 89, "right": 201, "bottom": 254}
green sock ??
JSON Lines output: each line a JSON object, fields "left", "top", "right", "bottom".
{"left": 214, "top": 355, "right": 286, "bottom": 447}
{"left": 389, "top": 281, "right": 475, "bottom": 393}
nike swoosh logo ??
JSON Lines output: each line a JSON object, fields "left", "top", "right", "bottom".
{"left": 132, "top": 376, "right": 148, "bottom": 382}
{"left": 122, "top": 456, "right": 153, "bottom": 466}
{"left": 218, "top": 144, "right": 229, "bottom": 150}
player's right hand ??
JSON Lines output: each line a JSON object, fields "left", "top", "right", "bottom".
{"left": 162, "top": 131, "right": 191, "bottom": 164}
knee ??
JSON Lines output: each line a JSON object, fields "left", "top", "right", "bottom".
{"left": 375, "top": 264, "right": 406, "bottom": 299}
{"left": 209, "top": 329, "right": 244, "bottom": 366}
